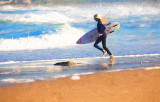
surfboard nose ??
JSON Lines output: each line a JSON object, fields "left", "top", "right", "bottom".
{"left": 76, "top": 39, "right": 81, "bottom": 44}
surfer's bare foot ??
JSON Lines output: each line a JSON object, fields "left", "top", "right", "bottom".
{"left": 101, "top": 50, "right": 107, "bottom": 57}
{"left": 110, "top": 55, "right": 114, "bottom": 60}
{"left": 109, "top": 56, "right": 115, "bottom": 64}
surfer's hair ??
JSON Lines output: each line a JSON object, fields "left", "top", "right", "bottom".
{"left": 94, "top": 14, "right": 101, "bottom": 21}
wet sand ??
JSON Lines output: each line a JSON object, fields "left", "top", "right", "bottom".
{"left": 0, "top": 67, "right": 160, "bottom": 102}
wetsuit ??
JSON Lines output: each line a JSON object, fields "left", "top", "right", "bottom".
{"left": 94, "top": 20, "right": 112, "bottom": 56}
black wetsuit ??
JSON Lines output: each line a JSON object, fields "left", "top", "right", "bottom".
{"left": 94, "top": 20, "right": 112, "bottom": 56}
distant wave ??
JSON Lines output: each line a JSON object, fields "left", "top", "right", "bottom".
{"left": 32, "top": 0, "right": 160, "bottom": 4}
{"left": 0, "top": 3, "right": 159, "bottom": 24}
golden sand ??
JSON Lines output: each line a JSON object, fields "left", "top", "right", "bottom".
{"left": 0, "top": 68, "right": 160, "bottom": 102}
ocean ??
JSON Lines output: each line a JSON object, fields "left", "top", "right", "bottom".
{"left": 0, "top": 1, "right": 160, "bottom": 86}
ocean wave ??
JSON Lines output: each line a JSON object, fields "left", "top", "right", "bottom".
{"left": 0, "top": 3, "right": 159, "bottom": 23}
{"left": 0, "top": 24, "right": 84, "bottom": 51}
{"left": 0, "top": 10, "right": 74, "bottom": 24}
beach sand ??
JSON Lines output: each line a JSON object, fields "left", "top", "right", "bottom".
{"left": 0, "top": 67, "right": 160, "bottom": 102}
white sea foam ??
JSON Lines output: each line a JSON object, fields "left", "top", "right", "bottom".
{"left": 0, "top": 24, "right": 84, "bottom": 51}
{"left": 0, "top": 61, "right": 18, "bottom": 65}
{"left": 144, "top": 66, "right": 160, "bottom": 70}
{"left": 115, "top": 53, "right": 160, "bottom": 57}
{"left": 1, "top": 78, "right": 34, "bottom": 83}
{"left": 70, "top": 74, "right": 81, "bottom": 80}
{"left": 0, "top": 71, "right": 12, "bottom": 75}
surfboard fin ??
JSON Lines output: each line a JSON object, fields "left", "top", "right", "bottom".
{"left": 118, "top": 27, "right": 120, "bottom": 32}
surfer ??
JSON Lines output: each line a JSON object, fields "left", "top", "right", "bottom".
{"left": 93, "top": 14, "right": 114, "bottom": 61}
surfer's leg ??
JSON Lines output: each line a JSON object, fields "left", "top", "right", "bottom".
{"left": 102, "top": 36, "right": 112, "bottom": 56}
{"left": 94, "top": 36, "right": 103, "bottom": 51}
{"left": 102, "top": 36, "right": 115, "bottom": 63}
{"left": 102, "top": 36, "right": 115, "bottom": 64}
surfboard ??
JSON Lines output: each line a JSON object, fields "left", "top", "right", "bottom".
{"left": 76, "top": 22, "right": 120, "bottom": 44}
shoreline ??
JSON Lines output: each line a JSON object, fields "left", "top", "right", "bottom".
{"left": 0, "top": 66, "right": 160, "bottom": 102}
{"left": 0, "top": 63, "right": 159, "bottom": 87}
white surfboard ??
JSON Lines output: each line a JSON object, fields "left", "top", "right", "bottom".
{"left": 76, "top": 22, "right": 120, "bottom": 44}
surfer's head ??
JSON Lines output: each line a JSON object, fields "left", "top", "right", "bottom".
{"left": 94, "top": 14, "right": 101, "bottom": 21}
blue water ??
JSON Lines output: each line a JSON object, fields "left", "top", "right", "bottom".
{"left": 0, "top": 1, "right": 160, "bottom": 86}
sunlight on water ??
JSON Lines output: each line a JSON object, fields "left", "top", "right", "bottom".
{"left": 0, "top": 1, "right": 160, "bottom": 86}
